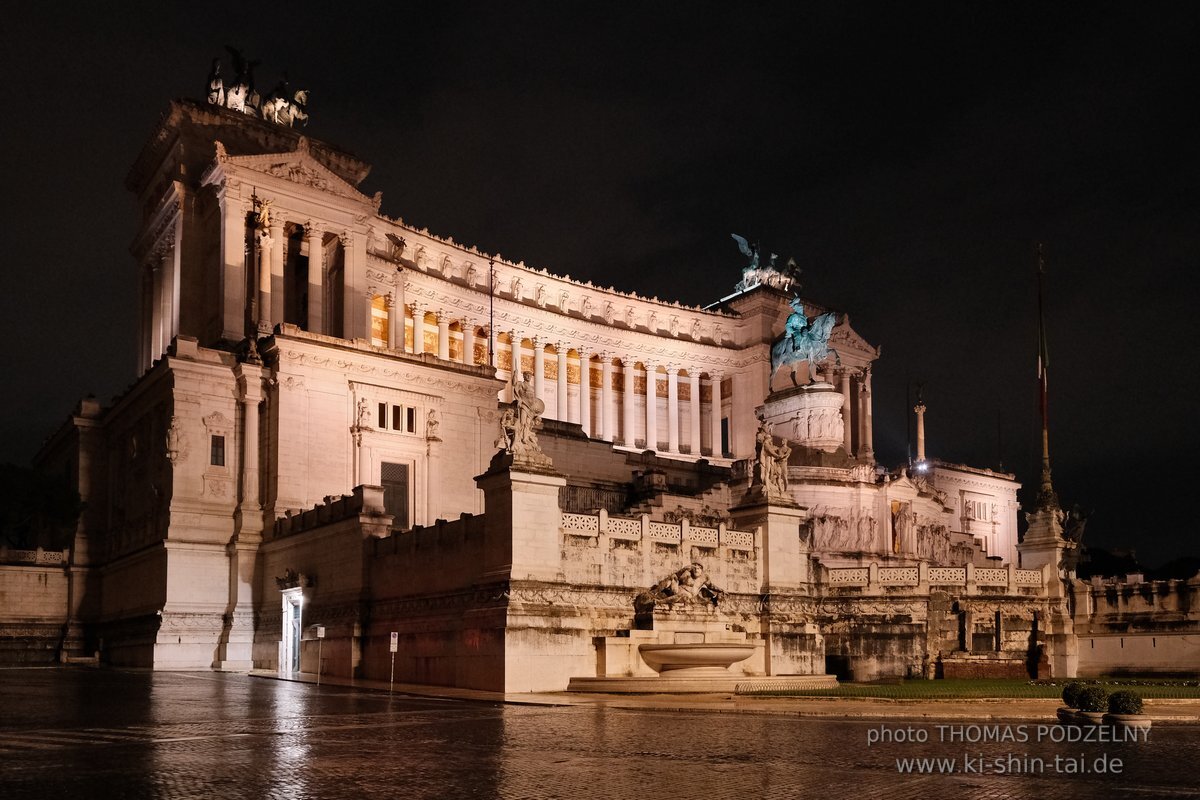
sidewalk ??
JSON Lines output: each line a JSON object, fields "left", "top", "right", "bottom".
{"left": 248, "top": 670, "right": 1200, "bottom": 723}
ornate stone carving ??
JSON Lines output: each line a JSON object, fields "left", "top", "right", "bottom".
{"left": 165, "top": 416, "right": 187, "bottom": 466}
{"left": 426, "top": 409, "right": 441, "bottom": 441}
{"left": 634, "top": 563, "right": 725, "bottom": 613}
{"left": 510, "top": 276, "right": 523, "bottom": 300}
{"left": 603, "top": 302, "right": 615, "bottom": 324}
{"left": 535, "top": 284, "right": 548, "bottom": 308}
{"left": 669, "top": 316, "right": 680, "bottom": 337}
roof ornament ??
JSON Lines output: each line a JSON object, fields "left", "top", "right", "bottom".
{"left": 206, "top": 48, "right": 310, "bottom": 128}
{"left": 731, "top": 234, "right": 802, "bottom": 292}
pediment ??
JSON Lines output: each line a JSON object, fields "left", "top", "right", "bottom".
{"left": 829, "top": 316, "right": 879, "bottom": 357}
{"left": 214, "top": 138, "right": 377, "bottom": 207}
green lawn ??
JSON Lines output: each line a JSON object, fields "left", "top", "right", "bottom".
{"left": 744, "top": 678, "right": 1200, "bottom": 699}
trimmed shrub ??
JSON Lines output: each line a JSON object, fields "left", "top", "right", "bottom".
{"left": 1108, "top": 690, "right": 1144, "bottom": 715}
{"left": 1062, "top": 681, "right": 1086, "bottom": 708}
{"left": 1077, "top": 686, "right": 1110, "bottom": 713}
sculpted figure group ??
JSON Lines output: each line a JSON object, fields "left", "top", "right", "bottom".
{"left": 635, "top": 563, "right": 725, "bottom": 613}
{"left": 754, "top": 420, "right": 791, "bottom": 497}
{"left": 205, "top": 48, "right": 309, "bottom": 128}
{"left": 496, "top": 371, "right": 547, "bottom": 460}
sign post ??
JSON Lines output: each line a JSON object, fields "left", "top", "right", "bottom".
{"left": 389, "top": 631, "right": 398, "bottom": 691}
{"left": 316, "top": 626, "right": 326, "bottom": 687}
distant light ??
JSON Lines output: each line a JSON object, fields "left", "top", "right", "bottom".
{"left": 914, "top": 461, "right": 929, "bottom": 473}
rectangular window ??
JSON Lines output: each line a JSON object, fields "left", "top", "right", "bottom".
{"left": 378, "top": 402, "right": 387, "bottom": 429}
{"left": 392, "top": 405, "right": 403, "bottom": 431}
{"left": 381, "top": 462, "right": 410, "bottom": 529}
{"left": 406, "top": 407, "right": 416, "bottom": 433}
{"left": 210, "top": 435, "right": 226, "bottom": 467}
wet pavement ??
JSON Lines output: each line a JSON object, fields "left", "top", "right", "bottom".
{"left": 2, "top": 668, "right": 1199, "bottom": 799}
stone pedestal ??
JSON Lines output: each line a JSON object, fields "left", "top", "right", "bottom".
{"left": 729, "top": 493, "right": 810, "bottom": 592}
{"left": 758, "top": 383, "right": 845, "bottom": 453}
{"left": 475, "top": 453, "right": 566, "bottom": 582}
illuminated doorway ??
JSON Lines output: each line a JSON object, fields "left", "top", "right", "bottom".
{"left": 281, "top": 588, "right": 302, "bottom": 673}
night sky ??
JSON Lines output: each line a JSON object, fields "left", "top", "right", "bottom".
{"left": 4, "top": 4, "right": 1198, "bottom": 565}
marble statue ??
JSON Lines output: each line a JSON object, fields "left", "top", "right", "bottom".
{"left": 426, "top": 409, "right": 440, "bottom": 440}
{"left": 753, "top": 419, "right": 791, "bottom": 496}
{"left": 206, "top": 59, "right": 224, "bottom": 106}
{"left": 496, "top": 371, "right": 547, "bottom": 462}
{"left": 770, "top": 297, "right": 839, "bottom": 385}
{"left": 635, "top": 563, "right": 725, "bottom": 612}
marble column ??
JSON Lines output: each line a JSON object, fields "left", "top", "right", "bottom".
{"left": 257, "top": 228, "right": 272, "bottom": 333}
{"left": 622, "top": 360, "right": 636, "bottom": 446}
{"left": 305, "top": 225, "right": 324, "bottom": 334}
{"left": 667, "top": 366, "right": 679, "bottom": 453}
{"left": 506, "top": 331, "right": 519, "bottom": 403}
{"left": 709, "top": 373, "right": 723, "bottom": 457}
{"left": 160, "top": 245, "right": 177, "bottom": 350}
{"left": 532, "top": 339, "right": 545, "bottom": 404}
{"left": 463, "top": 325, "right": 476, "bottom": 366}
{"left": 579, "top": 349, "right": 591, "bottom": 437}
{"left": 645, "top": 363, "right": 658, "bottom": 451}
{"left": 915, "top": 401, "right": 927, "bottom": 461}
{"left": 269, "top": 219, "right": 284, "bottom": 329}
{"left": 412, "top": 305, "right": 425, "bottom": 355}
{"left": 386, "top": 293, "right": 400, "bottom": 350}
{"left": 841, "top": 368, "right": 854, "bottom": 455}
{"left": 240, "top": 386, "right": 261, "bottom": 509}
{"left": 437, "top": 314, "right": 450, "bottom": 360}
{"left": 556, "top": 345, "right": 568, "bottom": 420}
{"left": 861, "top": 366, "right": 875, "bottom": 460}
{"left": 150, "top": 261, "right": 165, "bottom": 358}
{"left": 688, "top": 371, "right": 701, "bottom": 455}
{"left": 219, "top": 193, "right": 248, "bottom": 342}
{"left": 601, "top": 356, "right": 614, "bottom": 442}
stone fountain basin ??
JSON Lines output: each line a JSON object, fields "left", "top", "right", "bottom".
{"left": 639, "top": 643, "right": 756, "bottom": 675}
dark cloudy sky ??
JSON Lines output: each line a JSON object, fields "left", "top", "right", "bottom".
{"left": 3, "top": 3, "right": 1197, "bottom": 565}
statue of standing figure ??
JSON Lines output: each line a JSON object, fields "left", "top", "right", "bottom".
{"left": 754, "top": 419, "right": 792, "bottom": 497}
{"left": 496, "top": 371, "right": 548, "bottom": 462}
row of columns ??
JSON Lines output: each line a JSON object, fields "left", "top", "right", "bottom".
{"left": 837, "top": 365, "right": 874, "bottom": 460}
{"left": 139, "top": 240, "right": 180, "bottom": 373}
{"left": 490, "top": 333, "right": 724, "bottom": 457}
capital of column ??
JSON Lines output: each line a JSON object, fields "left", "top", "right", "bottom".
{"left": 304, "top": 221, "right": 323, "bottom": 240}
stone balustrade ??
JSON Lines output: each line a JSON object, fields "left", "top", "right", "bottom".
{"left": 823, "top": 562, "right": 1048, "bottom": 595}
{"left": 559, "top": 509, "right": 756, "bottom": 551}
{"left": 0, "top": 548, "right": 69, "bottom": 566}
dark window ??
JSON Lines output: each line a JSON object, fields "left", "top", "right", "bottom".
{"left": 378, "top": 402, "right": 387, "bottom": 429}
{"left": 381, "top": 462, "right": 409, "bottom": 529}
{"left": 406, "top": 408, "right": 415, "bottom": 433}
{"left": 210, "top": 435, "right": 226, "bottom": 467}
{"left": 392, "top": 405, "right": 402, "bottom": 431}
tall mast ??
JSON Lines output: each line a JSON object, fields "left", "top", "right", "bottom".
{"left": 1035, "top": 243, "right": 1058, "bottom": 510}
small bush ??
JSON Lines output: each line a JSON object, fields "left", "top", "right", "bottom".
{"left": 1108, "top": 690, "right": 1144, "bottom": 715}
{"left": 1077, "top": 686, "right": 1110, "bottom": 712}
{"left": 1062, "top": 681, "right": 1086, "bottom": 708}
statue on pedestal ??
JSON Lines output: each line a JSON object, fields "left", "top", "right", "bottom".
{"left": 770, "top": 297, "right": 840, "bottom": 386}
{"left": 495, "top": 372, "right": 552, "bottom": 468}
{"left": 753, "top": 419, "right": 792, "bottom": 498}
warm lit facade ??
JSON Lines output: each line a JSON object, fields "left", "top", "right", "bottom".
{"left": 13, "top": 97, "right": 1165, "bottom": 688}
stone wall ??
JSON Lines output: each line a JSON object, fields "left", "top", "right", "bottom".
{"left": 0, "top": 561, "right": 71, "bottom": 664}
{"left": 1072, "top": 576, "right": 1200, "bottom": 676}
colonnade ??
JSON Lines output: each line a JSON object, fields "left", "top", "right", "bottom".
{"left": 367, "top": 295, "right": 729, "bottom": 458}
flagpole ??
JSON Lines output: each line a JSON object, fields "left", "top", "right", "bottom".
{"left": 1035, "top": 242, "right": 1058, "bottom": 510}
